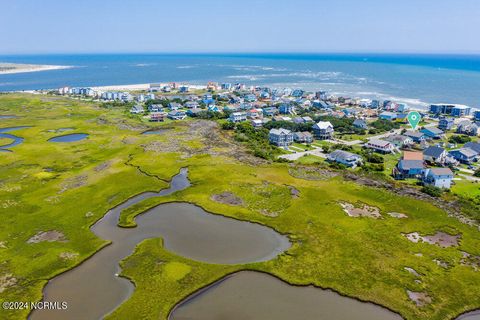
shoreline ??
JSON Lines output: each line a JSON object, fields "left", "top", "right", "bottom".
{"left": 0, "top": 63, "right": 73, "bottom": 75}
{"left": 90, "top": 83, "right": 207, "bottom": 91}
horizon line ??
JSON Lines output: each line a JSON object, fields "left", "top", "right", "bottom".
{"left": 2, "top": 51, "right": 480, "bottom": 56}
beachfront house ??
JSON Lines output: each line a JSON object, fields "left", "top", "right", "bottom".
{"left": 130, "top": 105, "right": 144, "bottom": 114}
{"left": 423, "top": 146, "right": 448, "bottom": 165}
{"left": 423, "top": 168, "right": 454, "bottom": 189}
{"left": 429, "top": 104, "right": 470, "bottom": 116}
{"left": 293, "top": 132, "right": 314, "bottom": 144}
{"left": 451, "top": 105, "right": 471, "bottom": 117}
{"left": 229, "top": 112, "right": 247, "bottom": 123}
{"left": 268, "top": 128, "right": 294, "bottom": 147}
{"left": 327, "top": 150, "right": 362, "bottom": 168}
{"left": 312, "top": 121, "right": 334, "bottom": 140}
{"left": 420, "top": 127, "right": 445, "bottom": 140}
{"left": 449, "top": 148, "right": 478, "bottom": 164}
{"left": 365, "top": 139, "right": 395, "bottom": 154}
{"left": 475, "top": 110, "right": 480, "bottom": 122}
{"left": 438, "top": 117, "right": 455, "bottom": 131}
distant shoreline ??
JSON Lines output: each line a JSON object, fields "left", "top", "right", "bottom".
{"left": 0, "top": 63, "right": 72, "bottom": 75}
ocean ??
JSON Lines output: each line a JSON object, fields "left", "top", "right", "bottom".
{"left": 1, "top": 53, "right": 479, "bottom": 109}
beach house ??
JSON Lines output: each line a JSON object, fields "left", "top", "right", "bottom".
{"left": 130, "top": 105, "right": 144, "bottom": 114}
{"left": 379, "top": 111, "right": 398, "bottom": 121}
{"left": 312, "top": 121, "right": 334, "bottom": 140}
{"left": 229, "top": 112, "right": 247, "bottom": 123}
{"left": 385, "top": 134, "right": 413, "bottom": 148}
{"left": 327, "top": 150, "right": 362, "bottom": 168}
{"left": 365, "top": 139, "right": 395, "bottom": 154}
{"left": 404, "top": 130, "right": 426, "bottom": 143}
{"left": 423, "top": 168, "right": 454, "bottom": 189}
{"left": 268, "top": 128, "right": 294, "bottom": 147}
{"left": 449, "top": 148, "right": 478, "bottom": 164}
{"left": 279, "top": 104, "right": 295, "bottom": 115}
{"left": 293, "top": 132, "right": 314, "bottom": 144}
{"left": 423, "top": 146, "right": 448, "bottom": 165}
{"left": 353, "top": 119, "right": 368, "bottom": 130}
{"left": 438, "top": 117, "right": 455, "bottom": 131}
{"left": 421, "top": 127, "right": 445, "bottom": 140}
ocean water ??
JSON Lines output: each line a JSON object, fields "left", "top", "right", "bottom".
{"left": 0, "top": 53, "right": 479, "bottom": 108}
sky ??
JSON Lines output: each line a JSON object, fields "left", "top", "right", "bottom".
{"left": 1, "top": 0, "right": 479, "bottom": 54}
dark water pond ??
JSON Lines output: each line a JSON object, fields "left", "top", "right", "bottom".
{"left": 141, "top": 129, "right": 168, "bottom": 135}
{"left": 48, "top": 133, "right": 88, "bottom": 142}
{"left": 169, "top": 271, "right": 403, "bottom": 320}
{"left": 31, "top": 169, "right": 290, "bottom": 320}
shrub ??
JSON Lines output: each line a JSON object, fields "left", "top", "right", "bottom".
{"left": 421, "top": 185, "right": 443, "bottom": 197}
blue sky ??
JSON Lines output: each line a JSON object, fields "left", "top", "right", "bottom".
{"left": 1, "top": 0, "right": 479, "bottom": 54}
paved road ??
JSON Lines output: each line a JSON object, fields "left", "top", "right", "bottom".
{"left": 280, "top": 146, "right": 327, "bottom": 161}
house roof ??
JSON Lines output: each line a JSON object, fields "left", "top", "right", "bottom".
{"left": 428, "top": 168, "right": 453, "bottom": 176}
{"left": 329, "top": 150, "right": 361, "bottom": 161}
{"left": 423, "top": 146, "right": 445, "bottom": 158}
{"left": 368, "top": 139, "right": 391, "bottom": 147}
{"left": 405, "top": 130, "right": 425, "bottom": 138}
{"left": 464, "top": 142, "right": 480, "bottom": 154}
{"left": 312, "top": 121, "right": 333, "bottom": 130}
{"left": 403, "top": 151, "right": 424, "bottom": 161}
{"left": 399, "top": 160, "right": 425, "bottom": 170}
{"left": 380, "top": 111, "right": 397, "bottom": 117}
{"left": 270, "top": 128, "right": 292, "bottom": 135}
{"left": 451, "top": 148, "right": 478, "bottom": 157}
{"left": 386, "top": 134, "right": 410, "bottom": 143}
{"left": 422, "top": 127, "right": 444, "bottom": 135}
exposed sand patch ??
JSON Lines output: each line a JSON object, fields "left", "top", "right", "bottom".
{"left": 27, "top": 230, "right": 67, "bottom": 243}
{"left": 339, "top": 202, "right": 382, "bottom": 219}
{"left": 59, "top": 174, "right": 88, "bottom": 193}
{"left": 388, "top": 212, "right": 408, "bottom": 219}
{"left": 94, "top": 161, "right": 112, "bottom": 172}
{"left": 407, "top": 290, "right": 432, "bottom": 307}
{"left": 0, "top": 241, "right": 7, "bottom": 249}
{"left": 460, "top": 251, "right": 480, "bottom": 271}
{"left": 433, "top": 259, "right": 449, "bottom": 269}
{"left": 211, "top": 192, "right": 244, "bottom": 206}
{"left": 0, "top": 274, "right": 17, "bottom": 293}
{"left": 404, "top": 267, "right": 420, "bottom": 277}
{"left": 59, "top": 252, "right": 79, "bottom": 260}
{"left": 403, "top": 231, "right": 460, "bottom": 248}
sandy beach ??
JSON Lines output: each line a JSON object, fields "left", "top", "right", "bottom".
{"left": 0, "top": 63, "right": 72, "bottom": 75}
{"left": 91, "top": 83, "right": 207, "bottom": 91}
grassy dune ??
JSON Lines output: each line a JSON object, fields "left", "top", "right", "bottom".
{"left": 1, "top": 94, "right": 479, "bottom": 320}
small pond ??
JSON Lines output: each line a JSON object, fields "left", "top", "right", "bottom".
{"left": 48, "top": 133, "right": 89, "bottom": 143}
